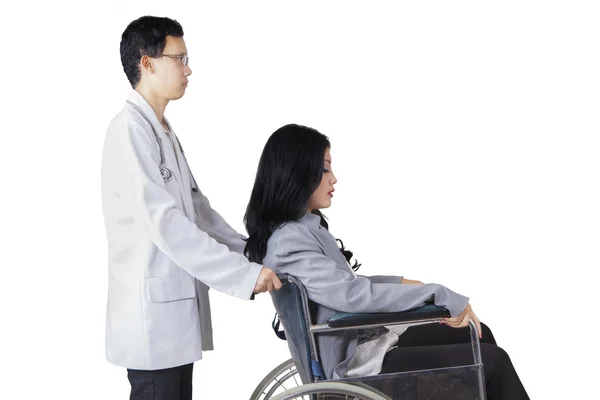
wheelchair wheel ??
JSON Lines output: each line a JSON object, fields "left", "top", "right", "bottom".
{"left": 249, "top": 358, "right": 302, "bottom": 400}
{"left": 270, "top": 381, "right": 391, "bottom": 400}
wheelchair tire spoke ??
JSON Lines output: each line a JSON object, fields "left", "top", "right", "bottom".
{"left": 291, "top": 370, "right": 300, "bottom": 387}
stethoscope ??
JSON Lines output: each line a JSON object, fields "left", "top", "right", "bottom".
{"left": 126, "top": 100, "right": 199, "bottom": 193}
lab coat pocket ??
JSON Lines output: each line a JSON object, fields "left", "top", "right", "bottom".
{"left": 147, "top": 276, "right": 196, "bottom": 303}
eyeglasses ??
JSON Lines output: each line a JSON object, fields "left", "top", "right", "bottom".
{"left": 158, "top": 53, "right": 190, "bottom": 66}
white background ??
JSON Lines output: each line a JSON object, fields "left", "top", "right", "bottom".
{"left": 2, "top": 1, "right": 599, "bottom": 399}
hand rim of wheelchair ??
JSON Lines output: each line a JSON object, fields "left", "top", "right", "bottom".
{"left": 249, "top": 358, "right": 300, "bottom": 400}
{"left": 269, "top": 381, "right": 392, "bottom": 400}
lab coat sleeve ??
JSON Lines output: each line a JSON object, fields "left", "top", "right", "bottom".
{"left": 274, "top": 230, "right": 469, "bottom": 317}
{"left": 121, "top": 120, "right": 262, "bottom": 300}
{"left": 191, "top": 188, "right": 248, "bottom": 255}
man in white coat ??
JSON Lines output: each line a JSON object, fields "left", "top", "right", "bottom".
{"left": 100, "top": 16, "right": 282, "bottom": 399}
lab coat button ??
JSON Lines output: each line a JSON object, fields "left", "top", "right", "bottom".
{"left": 234, "top": 290, "right": 241, "bottom": 297}
{"left": 227, "top": 289, "right": 234, "bottom": 295}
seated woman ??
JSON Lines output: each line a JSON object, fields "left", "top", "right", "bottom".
{"left": 244, "top": 124, "right": 529, "bottom": 400}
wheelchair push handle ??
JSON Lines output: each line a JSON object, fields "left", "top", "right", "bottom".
{"left": 276, "top": 273, "right": 290, "bottom": 287}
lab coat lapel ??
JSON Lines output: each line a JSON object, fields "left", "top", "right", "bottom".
{"left": 164, "top": 117, "right": 195, "bottom": 219}
{"left": 127, "top": 91, "right": 188, "bottom": 213}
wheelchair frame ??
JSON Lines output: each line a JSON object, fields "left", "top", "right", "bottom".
{"left": 251, "top": 274, "right": 487, "bottom": 400}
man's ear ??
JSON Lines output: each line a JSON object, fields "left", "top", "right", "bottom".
{"left": 140, "top": 55, "right": 154, "bottom": 74}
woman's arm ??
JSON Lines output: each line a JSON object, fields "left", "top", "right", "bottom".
{"left": 358, "top": 276, "right": 423, "bottom": 284}
{"left": 274, "top": 229, "right": 469, "bottom": 316}
{"left": 401, "top": 278, "right": 424, "bottom": 284}
{"left": 360, "top": 275, "right": 403, "bottom": 284}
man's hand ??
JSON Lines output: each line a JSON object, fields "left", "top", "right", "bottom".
{"left": 401, "top": 278, "right": 424, "bottom": 284}
{"left": 253, "top": 267, "right": 282, "bottom": 294}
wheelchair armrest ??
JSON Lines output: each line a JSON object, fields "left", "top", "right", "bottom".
{"left": 327, "top": 304, "right": 450, "bottom": 328}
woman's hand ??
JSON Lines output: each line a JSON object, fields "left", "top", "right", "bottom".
{"left": 442, "top": 303, "right": 483, "bottom": 338}
{"left": 400, "top": 279, "right": 483, "bottom": 338}
{"left": 401, "top": 278, "right": 423, "bottom": 284}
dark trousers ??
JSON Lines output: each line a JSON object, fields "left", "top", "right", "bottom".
{"left": 127, "top": 363, "right": 193, "bottom": 400}
{"left": 380, "top": 323, "right": 529, "bottom": 400}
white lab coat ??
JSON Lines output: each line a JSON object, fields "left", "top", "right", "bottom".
{"left": 100, "top": 90, "right": 262, "bottom": 370}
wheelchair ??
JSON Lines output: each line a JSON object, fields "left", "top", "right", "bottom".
{"left": 249, "top": 274, "right": 486, "bottom": 400}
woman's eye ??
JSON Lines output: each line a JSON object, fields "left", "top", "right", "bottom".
{"left": 323, "top": 168, "right": 330, "bottom": 173}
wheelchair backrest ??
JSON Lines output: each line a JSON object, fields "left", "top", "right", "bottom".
{"left": 269, "top": 274, "right": 321, "bottom": 384}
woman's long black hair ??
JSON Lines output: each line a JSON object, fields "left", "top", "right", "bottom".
{"left": 243, "top": 123, "right": 360, "bottom": 271}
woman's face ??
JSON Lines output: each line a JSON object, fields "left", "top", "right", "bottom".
{"left": 307, "top": 147, "right": 337, "bottom": 211}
